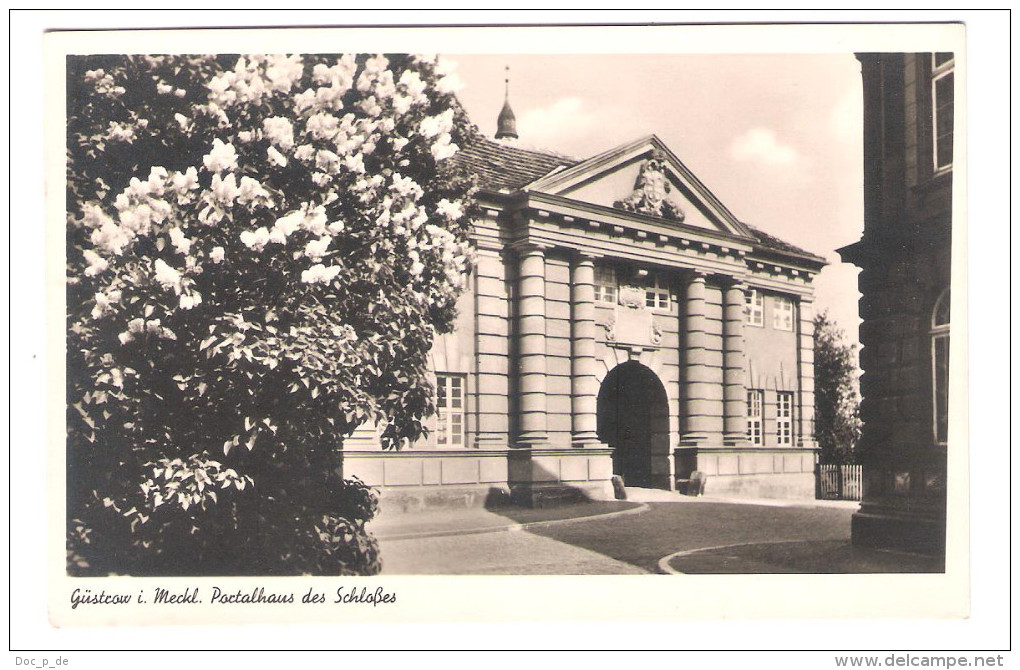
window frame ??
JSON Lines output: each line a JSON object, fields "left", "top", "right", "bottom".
{"left": 594, "top": 265, "right": 618, "bottom": 306}
{"left": 931, "top": 288, "right": 950, "bottom": 447}
{"left": 644, "top": 272, "right": 672, "bottom": 311}
{"left": 747, "top": 389, "right": 764, "bottom": 446}
{"left": 931, "top": 52, "right": 955, "bottom": 174}
{"left": 772, "top": 296, "right": 795, "bottom": 332}
{"left": 776, "top": 391, "right": 794, "bottom": 446}
{"left": 745, "top": 289, "right": 764, "bottom": 328}
{"left": 434, "top": 373, "right": 467, "bottom": 449}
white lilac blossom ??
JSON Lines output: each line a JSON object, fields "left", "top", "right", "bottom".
{"left": 304, "top": 236, "right": 332, "bottom": 261}
{"left": 179, "top": 292, "right": 202, "bottom": 310}
{"left": 293, "top": 144, "right": 316, "bottom": 162}
{"left": 237, "top": 176, "right": 270, "bottom": 205}
{"left": 107, "top": 122, "right": 137, "bottom": 143}
{"left": 91, "top": 289, "right": 121, "bottom": 319}
{"left": 264, "top": 55, "right": 304, "bottom": 93}
{"left": 434, "top": 58, "right": 464, "bottom": 94}
{"left": 303, "top": 206, "right": 329, "bottom": 236}
{"left": 305, "top": 113, "right": 339, "bottom": 141}
{"left": 263, "top": 116, "right": 295, "bottom": 150}
{"left": 436, "top": 198, "right": 464, "bottom": 220}
{"left": 90, "top": 221, "right": 132, "bottom": 256}
{"left": 418, "top": 109, "right": 454, "bottom": 139}
{"left": 209, "top": 246, "right": 225, "bottom": 263}
{"left": 344, "top": 152, "right": 366, "bottom": 174}
{"left": 202, "top": 139, "right": 238, "bottom": 173}
{"left": 85, "top": 68, "right": 125, "bottom": 97}
{"left": 153, "top": 259, "right": 182, "bottom": 292}
{"left": 267, "top": 146, "right": 288, "bottom": 167}
{"left": 168, "top": 227, "right": 192, "bottom": 255}
{"left": 300, "top": 264, "right": 341, "bottom": 284}
{"left": 273, "top": 210, "right": 303, "bottom": 237}
{"left": 240, "top": 227, "right": 270, "bottom": 251}
{"left": 83, "top": 249, "right": 109, "bottom": 276}
{"left": 431, "top": 134, "right": 459, "bottom": 161}
{"left": 171, "top": 167, "right": 199, "bottom": 195}
{"left": 211, "top": 173, "right": 239, "bottom": 205}
{"left": 390, "top": 173, "right": 424, "bottom": 201}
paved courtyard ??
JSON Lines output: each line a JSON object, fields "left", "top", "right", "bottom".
{"left": 372, "top": 494, "right": 941, "bottom": 575}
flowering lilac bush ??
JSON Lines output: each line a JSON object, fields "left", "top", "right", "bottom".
{"left": 66, "top": 54, "right": 478, "bottom": 575}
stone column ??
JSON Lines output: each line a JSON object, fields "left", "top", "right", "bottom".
{"left": 516, "top": 245, "right": 549, "bottom": 446}
{"left": 680, "top": 272, "right": 711, "bottom": 445}
{"left": 797, "top": 297, "right": 818, "bottom": 448}
{"left": 723, "top": 281, "right": 749, "bottom": 445}
{"left": 473, "top": 246, "right": 510, "bottom": 449}
{"left": 570, "top": 253, "right": 600, "bottom": 446}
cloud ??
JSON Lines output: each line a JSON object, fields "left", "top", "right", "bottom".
{"left": 515, "top": 97, "right": 599, "bottom": 152}
{"left": 729, "top": 128, "right": 800, "bottom": 166}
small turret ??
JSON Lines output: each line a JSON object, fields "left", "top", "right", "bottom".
{"left": 495, "top": 66, "right": 518, "bottom": 141}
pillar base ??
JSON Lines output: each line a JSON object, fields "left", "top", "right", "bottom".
{"left": 852, "top": 506, "right": 946, "bottom": 558}
{"left": 679, "top": 432, "right": 708, "bottom": 447}
{"left": 570, "top": 432, "right": 600, "bottom": 448}
{"left": 723, "top": 433, "right": 750, "bottom": 447}
{"left": 473, "top": 436, "right": 509, "bottom": 451}
{"left": 514, "top": 434, "right": 549, "bottom": 449}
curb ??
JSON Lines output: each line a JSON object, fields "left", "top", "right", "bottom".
{"left": 657, "top": 540, "right": 792, "bottom": 575}
{"left": 375, "top": 501, "right": 650, "bottom": 542}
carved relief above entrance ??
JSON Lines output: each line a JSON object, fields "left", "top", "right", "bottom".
{"left": 598, "top": 305, "right": 660, "bottom": 349}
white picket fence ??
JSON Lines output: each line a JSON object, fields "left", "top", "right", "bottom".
{"left": 817, "top": 464, "right": 863, "bottom": 501}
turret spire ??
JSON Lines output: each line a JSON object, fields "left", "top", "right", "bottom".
{"left": 495, "top": 65, "right": 518, "bottom": 140}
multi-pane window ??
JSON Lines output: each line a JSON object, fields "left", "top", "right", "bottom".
{"left": 773, "top": 296, "right": 794, "bottom": 331}
{"left": 931, "top": 289, "right": 950, "bottom": 446}
{"left": 745, "top": 290, "right": 764, "bottom": 327}
{"left": 435, "top": 374, "right": 465, "bottom": 448}
{"left": 644, "top": 273, "right": 671, "bottom": 310}
{"left": 776, "top": 391, "right": 794, "bottom": 446}
{"left": 594, "top": 265, "right": 617, "bottom": 305}
{"left": 932, "top": 53, "right": 954, "bottom": 172}
{"left": 746, "top": 389, "right": 764, "bottom": 446}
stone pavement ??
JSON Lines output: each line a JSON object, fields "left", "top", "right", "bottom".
{"left": 368, "top": 499, "right": 646, "bottom": 541}
{"left": 370, "top": 490, "right": 943, "bottom": 575}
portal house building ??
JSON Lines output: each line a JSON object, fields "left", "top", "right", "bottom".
{"left": 341, "top": 107, "right": 826, "bottom": 508}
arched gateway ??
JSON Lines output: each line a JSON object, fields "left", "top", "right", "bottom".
{"left": 597, "top": 361, "right": 671, "bottom": 489}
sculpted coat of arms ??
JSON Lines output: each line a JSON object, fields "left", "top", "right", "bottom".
{"left": 613, "top": 150, "right": 686, "bottom": 222}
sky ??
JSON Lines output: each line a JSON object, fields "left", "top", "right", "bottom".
{"left": 449, "top": 54, "right": 865, "bottom": 345}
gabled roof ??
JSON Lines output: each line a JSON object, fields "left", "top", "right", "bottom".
{"left": 453, "top": 136, "right": 576, "bottom": 192}
{"left": 454, "top": 135, "right": 824, "bottom": 265}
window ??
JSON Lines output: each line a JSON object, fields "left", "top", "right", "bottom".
{"left": 776, "top": 391, "right": 794, "bottom": 446}
{"left": 932, "top": 52, "right": 954, "bottom": 172}
{"left": 747, "top": 389, "right": 764, "bottom": 446}
{"left": 773, "top": 296, "right": 794, "bottom": 331}
{"left": 931, "top": 289, "right": 950, "bottom": 446}
{"left": 594, "top": 265, "right": 617, "bottom": 305}
{"left": 644, "top": 273, "right": 671, "bottom": 310}
{"left": 435, "top": 374, "right": 466, "bottom": 447}
{"left": 745, "top": 290, "right": 764, "bottom": 327}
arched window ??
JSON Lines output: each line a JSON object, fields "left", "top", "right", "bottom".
{"left": 931, "top": 288, "right": 951, "bottom": 445}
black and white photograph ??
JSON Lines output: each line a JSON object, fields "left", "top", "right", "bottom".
{"left": 11, "top": 12, "right": 1010, "bottom": 659}
{"left": 62, "top": 42, "right": 955, "bottom": 580}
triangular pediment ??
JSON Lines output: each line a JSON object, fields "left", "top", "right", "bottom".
{"left": 525, "top": 135, "right": 754, "bottom": 239}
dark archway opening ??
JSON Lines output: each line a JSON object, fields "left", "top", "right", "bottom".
{"left": 596, "top": 361, "right": 671, "bottom": 489}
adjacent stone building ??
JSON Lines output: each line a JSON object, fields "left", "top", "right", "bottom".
{"left": 839, "top": 52, "right": 954, "bottom": 555}
{"left": 341, "top": 101, "right": 826, "bottom": 509}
